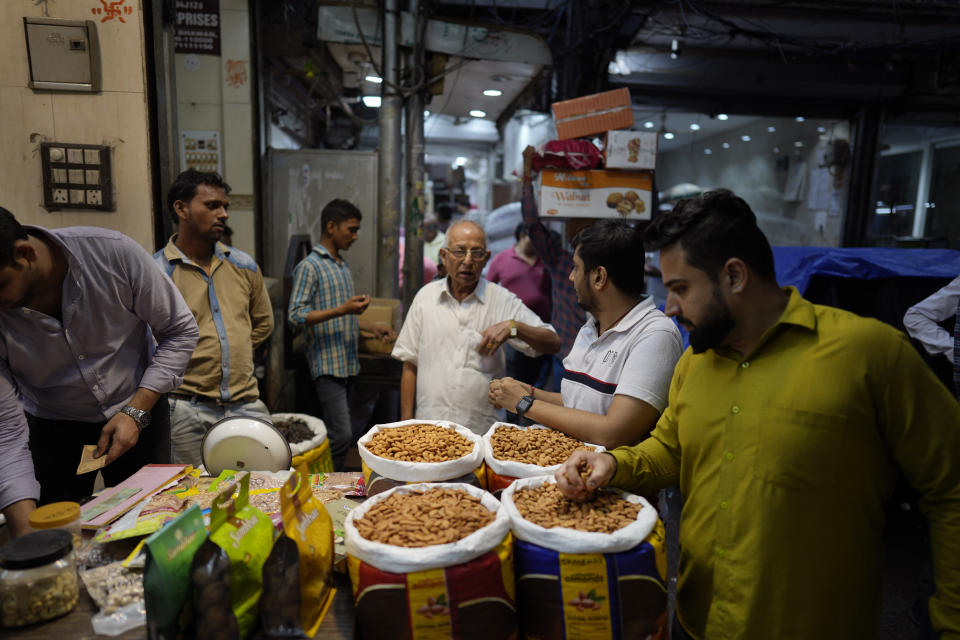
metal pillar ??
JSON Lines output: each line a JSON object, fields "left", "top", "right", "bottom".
{"left": 842, "top": 105, "right": 883, "bottom": 247}
{"left": 403, "top": 0, "right": 426, "bottom": 311}
{"left": 377, "top": 0, "right": 402, "bottom": 299}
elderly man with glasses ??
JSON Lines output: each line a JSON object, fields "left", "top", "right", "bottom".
{"left": 392, "top": 220, "right": 561, "bottom": 434}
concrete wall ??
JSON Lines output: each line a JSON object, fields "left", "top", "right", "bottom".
{"left": 174, "top": 0, "right": 256, "bottom": 256}
{"left": 0, "top": 0, "right": 154, "bottom": 249}
{"left": 657, "top": 118, "right": 850, "bottom": 247}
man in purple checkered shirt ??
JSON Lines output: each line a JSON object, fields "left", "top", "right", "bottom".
{"left": 520, "top": 145, "right": 592, "bottom": 389}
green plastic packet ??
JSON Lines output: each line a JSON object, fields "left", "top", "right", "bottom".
{"left": 207, "top": 471, "right": 276, "bottom": 638}
{"left": 144, "top": 504, "right": 208, "bottom": 640}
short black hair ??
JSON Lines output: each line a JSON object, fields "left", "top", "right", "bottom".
{"left": 644, "top": 189, "right": 776, "bottom": 283}
{"left": 0, "top": 207, "right": 29, "bottom": 269}
{"left": 436, "top": 203, "right": 454, "bottom": 222}
{"left": 167, "top": 170, "right": 231, "bottom": 223}
{"left": 514, "top": 222, "right": 527, "bottom": 242}
{"left": 320, "top": 199, "right": 362, "bottom": 235}
{"left": 571, "top": 219, "right": 646, "bottom": 297}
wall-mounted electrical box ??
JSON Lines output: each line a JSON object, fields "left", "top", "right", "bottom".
{"left": 40, "top": 142, "right": 114, "bottom": 211}
{"left": 23, "top": 17, "right": 101, "bottom": 92}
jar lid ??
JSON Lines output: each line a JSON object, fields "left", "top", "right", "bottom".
{"left": 28, "top": 501, "right": 81, "bottom": 529}
{"left": 0, "top": 530, "right": 73, "bottom": 570}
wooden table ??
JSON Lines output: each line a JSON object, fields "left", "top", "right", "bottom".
{"left": 0, "top": 571, "right": 356, "bottom": 639}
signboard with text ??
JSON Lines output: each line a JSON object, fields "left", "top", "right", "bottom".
{"left": 174, "top": 0, "right": 221, "bottom": 55}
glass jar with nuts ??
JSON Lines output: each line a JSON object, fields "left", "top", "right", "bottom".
{"left": 0, "top": 529, "right": 79, "bottom": 627}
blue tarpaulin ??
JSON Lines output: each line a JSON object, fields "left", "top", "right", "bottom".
{"left": 659, "top": 247, "right": 960, "bottom": 352}
{"left": 773, "top": 247, "right": 960, "bottom": 294}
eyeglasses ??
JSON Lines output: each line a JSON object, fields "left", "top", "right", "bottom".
{"left": 445, "top": 248, "right": 487, "bottom": 260}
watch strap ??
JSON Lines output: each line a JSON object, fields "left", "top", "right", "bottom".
{"left": 120, "top": 405, "right": 150, "bottom": 431}
{"left": 509, "top": 319, "right": 517, "bottom": 338}
{"left": 515, "top": 394, "right": 535, "bottom": 419}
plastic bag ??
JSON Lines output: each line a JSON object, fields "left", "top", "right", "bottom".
{"left": 144, "top": 504, "right": 209, "bottom": 640}
{"left": 206, "top": 471, "right": 277, "bottom": 638}
{"left": 259, "top": 466, "right": 336, "bottom": 637}
{"left": 532, "top": 140, "right": 604, "bottom": 172}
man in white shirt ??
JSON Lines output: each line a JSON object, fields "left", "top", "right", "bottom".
{"left": 489, "top": 219, "right": 682, "bottom": 448}
{"left": 904, "top": 274, "right": 960, "bottom": 398}
{"left": 422, "top": 215, "right": 445, "bottom": 265}
{"left": 392, "top": 221, "right": 560, "bottom": 434}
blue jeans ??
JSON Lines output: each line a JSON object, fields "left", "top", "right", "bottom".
{"left": 314, "top": 376, "right": 353, "bottom": 470}
{"left": 169, "top": 395, "right": 271, "bottom": 467}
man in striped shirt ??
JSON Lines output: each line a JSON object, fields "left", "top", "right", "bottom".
{"left": 287, "top": 199, "right": 395, "bottom": 469}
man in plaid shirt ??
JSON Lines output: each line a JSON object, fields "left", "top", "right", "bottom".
{"left": 520, "top": 146, "right": 591, "bottom": 388}
{"left": 287, "top": 199, "right": 395, "bottom": 469}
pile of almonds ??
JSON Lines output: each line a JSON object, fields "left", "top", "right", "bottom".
{"left": 365, "top": 424, "right": 474, "bottom": 462}
{"left": 354, "top": 488, "right": 495, "bottom": 547}
{"left": 490, "top": 425, "right": 593, "bottom": 466}
{"left": 512, "top": 483, "right": 641, "bottom": 534}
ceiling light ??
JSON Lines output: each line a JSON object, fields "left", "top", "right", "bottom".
{"left": 773, "top": 146, "right": 781, "bottom": 153}
{"left": 794, "top": 140, "right": 804, "bottom": 147}
{"left": 612, "top": 51, "right": 632, "bottom": 75}
{"left": 690, "top": 123, "right": 701, "bottom": 131}
{"left": 704, "top": 148, "right": 712, "bottom": 155}
{"left": 469, "top": 110, "right": 487, "bottom": 118}
{"left": 767, "top": 126, "right": 776, "bottom": 133}
{"left": 424, "top": 110, "right": 430, "bottom": 117}
{"left": 643, "top": 121, "right": 655, "bottom": 129}
{"left": 483, "top": 89, "right": 502, "bottom": 97}
{"left": 663, "top": 132, "right": 675, "bottom": 140}
{"left": 365, "top": 75, "right": 383, "bottom": 84}
{"left": 795, "top": 116, "right": 805, "bottom": 122}
{"left": 455, "top": 157, "right": 467, "bottom": 167}
{"left": 817, "top": 126, "right": 826, "bottom": 133}
{"left": 361, "top": 96, "right": 381, "bottom": 108}
{"left": 741, "top": 135, "right": 751, "bottom": 142}
{"left": 722, "top": 142, "right": 730, "bottom": 149}
{"left": 717, "top": 113, "right": 729, "bottom": 121}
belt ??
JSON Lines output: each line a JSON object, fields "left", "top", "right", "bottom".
{"left": 168, "top": 392, "right": 235, "bottom": 406}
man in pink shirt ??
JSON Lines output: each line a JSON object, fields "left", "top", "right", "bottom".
{"left": 487, "top": 223, "right": 553, "bottom": 401}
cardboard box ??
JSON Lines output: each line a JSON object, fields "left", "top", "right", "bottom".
{"left": 551, "top": 88, "right": 634, "bottom": 140}
{"left": 359, "top": 297, "right": 401, "bottom": 354}
{"left": 604, "top": 130, "right": 657, "bottom": 170}
{"left": 538, "top": 169, "right": 652, "bottom": 220}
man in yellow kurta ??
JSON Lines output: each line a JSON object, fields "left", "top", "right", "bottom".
{"left": 557, "top": 189, "right": 960, "bottom": 640}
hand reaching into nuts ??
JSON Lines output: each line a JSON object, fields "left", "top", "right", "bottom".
{"left": 555, "top": 450, "right": 617, "bottom": 502}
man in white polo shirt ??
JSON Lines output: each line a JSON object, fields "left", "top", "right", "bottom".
{"left": 489, "top": 219, "right": 682, "bottom": 448}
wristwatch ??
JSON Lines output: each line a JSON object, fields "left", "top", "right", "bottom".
{"left": 120, "top": 406, "right": 151, "bottom": 431}
{"left": 515, "top": 395, "right": 535, "bottom": 420}
{"left": 509, "top": 319, "right": 518, "bottom": 338}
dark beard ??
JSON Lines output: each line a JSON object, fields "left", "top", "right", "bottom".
{"left": 683, "top": 289, "right": 735, "bottom": 354}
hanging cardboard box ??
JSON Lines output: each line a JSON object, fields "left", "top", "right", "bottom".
{"left": 551, "top": 88, "right": 634, "bottom": 140}
{"left": 604, "top": 130, "right": 658, "bottom": 170}
{"left": 359, "top": 297, "right": 401, "bottom": 354}
{"left": 538, "top": 169, "right": 653, "bottom": 220}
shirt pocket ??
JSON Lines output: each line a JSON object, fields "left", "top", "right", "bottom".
{"left": 753, "top": 407, "right": 847, "bottom": 490}
{"left": 462, "top": 328, "right": 500, "bottom": 374}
